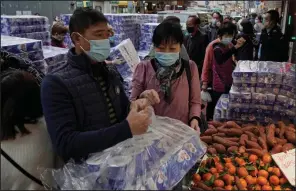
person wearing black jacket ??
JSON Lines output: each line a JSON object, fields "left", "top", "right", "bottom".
{"left": 259, "top": 10, "right": 289, "bottom": 62}
{"left": 235, "top": 19, "right": 259, "bottom": 61}
{"left": 184, "top": 15, "right": 209, "bottom": 76}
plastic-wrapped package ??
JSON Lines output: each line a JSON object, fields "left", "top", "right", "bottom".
{"left": 42, "top": 46, "right": 68, "bottom": 65}
{"left": 14, "top": 31, "right": 50, "bottom": 45}
{"left": 256, "top": 83, "right": 281, "bottom": 95}
{"left": 40, "top": 115, "right": 206, "bottom": 190}
{"left": 231, "top": 83, "right": 256, "bottom": 93}
{"left": 229, "top": 88, "right": 252, "bottom": 104}
{"left": 1, "top": 35, "right": 43, "bottom": 54}
{"left": 213, "top": 94, "right": 229, "bottom": 121}
{"left": 138, "top": 50, "right": 150, "bottom": 60}
{"left": 232, "top": 60, "right": 258, "bottom": 83}
{"left": 251, "top": 93, "right": 276, "bottom": 106}
{"left": 1, "top": 15, "right": 49, "bottom": 26}
{"left": 279, "top": 85, "right": 296, "bottom": 99}
{"left": 282, "top": 63, "right": 296, "bottom": 88}
{"left": 257, "top": 61, "right": 284, "bottom": 84}
{"left": 1, "top": 24, "right": 49, "bottom": 35}
{"left": 17, "top": 50, "right": 44, "bottom": 61}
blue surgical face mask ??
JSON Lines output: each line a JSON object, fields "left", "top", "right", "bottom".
{"left": 155, "top": 52, "right": 179, "bottom": 67}
{"left": 78, "top": 33, "right": 111, "bottom": 62}
{"left": 221, "top": 37, "right": 232, "bottom": 45}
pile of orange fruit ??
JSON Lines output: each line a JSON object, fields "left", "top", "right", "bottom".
{"left": 192, "top": 153, "right": 293, "bottom": 191}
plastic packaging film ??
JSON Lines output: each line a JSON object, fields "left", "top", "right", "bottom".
{"left": 40, "top": 108, "right": 206, "bottom": 190}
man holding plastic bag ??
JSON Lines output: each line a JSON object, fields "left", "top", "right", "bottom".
{"left": 41, "top": 7, "right": 160, "bottom": 162}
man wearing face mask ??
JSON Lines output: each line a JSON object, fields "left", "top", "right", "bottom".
{"left": 205, "top": 12, "right": 223, "bottom": 43}
{"left": 41, "top": 7, "right": 160, "bottom": 162}
{"left": 259, "top": 10, "right": 289, "bottom": 62}
{"left": 51, "top": 22, "right": 68, "bottom": 48}
{"left": 184, "top": 15, "right": 209, "bottom": 76}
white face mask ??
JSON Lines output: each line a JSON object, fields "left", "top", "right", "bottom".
{"left": 221, "top": 37, "right": 232, "bottom": 45}
{"left": 255, "top": 19, "right": 259, "bottom": 23}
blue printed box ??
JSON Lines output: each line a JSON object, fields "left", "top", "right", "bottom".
{"left": 1, "top": 35, "right": 43, "bottom": 54}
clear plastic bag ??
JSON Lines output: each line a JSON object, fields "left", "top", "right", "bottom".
{"left": 40, "top": 113, "right": 206, "bottom": 190}
{"left": 201, "top": 90, "right": 212, "bottom": 103}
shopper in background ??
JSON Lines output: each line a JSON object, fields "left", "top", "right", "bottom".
{"left": 254, "top": 15, "right": 264, "bottom": 33}
{"left": 41, "top": 7, "right": 160, "bottom": 162}
{"left": 131, "top": 22, "right": 202, "bottom": 132}
{"left": 184, "top": 15, "right": 209, "bottom": 76}
{"left": 249, "top": 13, "right": 257, "bottom": 26}
{"left": 51, "top": 22, "right": 68, "bottom": 48}
{"left": 202, "top": 22, "right": 245, "bottom": 120}
{"left": 235, "top": 19, "right": 259, "bottom": 61}
{"left": 145, "top": 16, "right": 190, "bottom": 61}
{"left": 204, "top": 12, "right": 223, "bottom": 42}
{"left": 259, "top": 10, "right": 289, "bottom": 62}
{"left": 1, "top": 53, "right": 54, "bottom": 190}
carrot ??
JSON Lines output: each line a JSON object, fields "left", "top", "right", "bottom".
{"left": 285, "top": 130, "right": 296, "bottom": 144}
{"left": 208, "top": 147, "right": 217, "bottom": 155}
{"left": 212, "top": 133, "right": 226, "bottom": 137}
{"left": 208, "top": 121, "right": 223, "bottom": 128}
{"left": 244, "top": 131, "right": 256, "bottom": 139}
{"left": 267, "top": 124, "right": 277, "bottom": 147}
{"left": 246, "top": 149, "right": 267, "bottom": 157}
{"left": 238, "top": 146, "right": 246, "bottom": 154}
{"left": 278, "top": 121, "right": 286, "bottom": 139}
{"left": 204, "top": 128, "right": 218, "bottom": 136}
{"left": 275, "top": 138, "right": 288, "bottom": 145}
{"left": 275, "top": 128, "right": 280, "bottom": 136}
{"left": 213, "top": 187, "right": 226, "bottom": 191}
{"left": 271, "top": 145, "right": 283, "bottom": 154}
{"left": 200, "top": 136, "right": 213, "bottom": 144}
{"left": 239, "top": 134, "right": 248, "bottom": 146}
{"left": 191, "top": 187, "right": 204, "bottom": 191}
{"left": 194, "top": 182, "right": 212, "bottom": 191}
{"left": 245, "top": 140, "right": 262, "bottom": 150}
{"left": 242, "top": 126, "right": 256, "bottom": 132}
{"left": 217, "top": 128, "right": 243, "bottom": 137}
{"left": 226, "top": 121, "right": 242, "bottom": 129}
{"left": 224, "top": 137, "right": 240, "bottom": 142}
{"left": 213, "top": 136, "right": 239, "bottom": 147}
{"left": 258, "top": 137, "right": 268, "bottom": 150}
{"left": 213, "top": 143, "right": 227, "bottom": 154}
{"left": 250, "top": 137, "right": 258, "bottom": 143}
{"left": 282, "top": 143, "right": 295, "bottom": 152}
{"left": 227, "top": 146, "right": 239, "bottom": 153}
{"left": 208, "top": 124, "right": 216, "bottom": 129}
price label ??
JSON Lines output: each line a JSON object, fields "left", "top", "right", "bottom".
{"left": 272, "top": 149, "right": 295, "bottom": 186}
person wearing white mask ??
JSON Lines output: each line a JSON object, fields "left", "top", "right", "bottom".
{"left": 205, "top": 12, "right": 223, "bottom": 42}
{"left": 210, "top": 22, "right": 245, "bottom": 117}
{"left": 131, "top": 22, "right": 202, "bottom": 132}
{"left": 41, "top": 7, "right": 160, "bottom": 162}
{"left": 254, "top": 15, "right": 264, "bottom": 33}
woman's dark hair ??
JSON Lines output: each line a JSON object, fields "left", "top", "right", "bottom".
{"left": 241, "top": 19, "right": 254, "bottom": 35}
{"left": 188, "top": 15, "right": 201, "bottom": 25}
{"left": 52, "top": 22, "right": 68, "bottom": 35}
{"left": 69, "top": 7, "right": 108, "bottom": 36}
{"left": 212, "top": 11, "right": 222, "bottom": 19}
{"left": 152, "top": 22, "right": 184, "bottom": 47}
{"left": 163, "top": 16, "right": 180, "bottom": 24}
{"left": 1, "top": 52, "right": 43, "bottom": 141}
{"left": 217, "top": 22, "right": 237, "bottom": 37}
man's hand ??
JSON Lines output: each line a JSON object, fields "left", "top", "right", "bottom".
{"left": 201, "top": 84, "right": 208, "bottom": 91}
{"left": 139, "top": 89, "right": 160, "bottom": 105}
{"left": 190, "top": 119, "right": 200, "bottom": 133}
{"left": 127, "top": 103, "right": 152, "bottom": 135}
{"left": 234, "top": 37, "right": 246, "bottom": 49}
{"left": 130, "top": 98, "right": 151, "bottom": 112}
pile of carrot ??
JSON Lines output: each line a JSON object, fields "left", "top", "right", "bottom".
{"left": 200, "top": 121, "right": 296, "bottom": 155}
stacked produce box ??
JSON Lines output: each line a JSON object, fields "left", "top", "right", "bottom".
{"left": 59, "top": 14, "right": 73, "bottom": 48}
{"left": 214, "top": 61, "right": 296, "bottom": 123}
{"left": 1, "top": 15, "right": 50, "bottom": 45}
{"left": 139, "top": 23, "right": 158, "bottom": 51}
{"left": 193, "top": 121, "right": 296, "bottom": 190}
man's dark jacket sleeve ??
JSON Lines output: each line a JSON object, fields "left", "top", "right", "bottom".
{"left": 41, "top": 75, "right": 132, "bottom": 161}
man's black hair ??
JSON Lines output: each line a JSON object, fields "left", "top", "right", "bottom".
{"left": 163, "top": 16, "right": 180, "bottom": 24}
{"left": 241, "top": 19, "right": 254, "bottom": 35}
{"left": 217, "top": 21, "right": 237, "bottom": 37}
{"left": 266, "top": 10, "right": 280, "bottom": 23}
{"left": 188, "top": 15, "right": 201, "bottom": 25}
{"left": 69, "top": 7, "right": 108, "bottom": 36}
{"left": 257, "top": 15, "right": 263, "bottom": 22}
{"left": 1, "top": 55, "right": 43, "bottom": 141}
{"left": 152, "top": 22, "right": 184, "bottom": 47}
{"left": 212, "top": 11, "right": 222, "bottom": 20}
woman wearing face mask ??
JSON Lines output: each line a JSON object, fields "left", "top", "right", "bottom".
{"left": 210, "top": 22, "right": 245, "bottom": 116}
{"left": 131, "top": 22, "right": 202, "bottom": 132}
{"left": 254, "top": 15, "right": 264, "bottom": 33}
{"left": 206, "top": 12, "right": 223, "bottom": 42}
{"left": 51, "top": 22, "right": 68, "bottom": 48}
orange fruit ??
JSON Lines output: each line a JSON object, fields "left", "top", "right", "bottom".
{"left": 240, "top": 178, "right": 247, "bottom": 188}
{"left": 213, "top": 173, "right": 220, "bottom": 179}
{"left": 249, "top": 154, "right": 258, "bottom": 163}
{"left": 225, "top": 162, "right": 235, "bottom": 168}
{"left": 257, "top": 176, "right": 268, "bottom": 186}
{"left": 261, "top": 185, "right": 272, "bottom": 190}
{"left": 262, "top": 153, "right": 272, "bottom": 164}
{"left": 267, "top": 167, "right": 274, "bottom": 173}
{"left": 272, "top": 167, "right": 282, "bottom": 177}
{"left": 216, "top": 163, "right": 224, "bottom": 172}
{"left": 214, "top": 179, "right": 225, "bottom": 187}
{"left": 237, "top": 167, "right": 249, "bottom": 177}
{"left": 274, "top": 186, "right": 282, "bottom": 191}
{"left": 254, "top": 184, "right": 261, "bottom": 191}
{"left": 223, "top": 174, "right": 234, "bottom": 185}
{"left": 285, "top": 188, "right": 292, "bottom": 191}
{"left": 224, "top": 185, "right": 233, "bottom": 190}
{"left": 269, "top": 175, "right": 280, "bottom": 186}
{"left": 210, "top": 167, "right": 218, "bottom": 174}
{"left": 245, "top": 175, "right": 256, "bottom": 185}
{"left": 259, "top": 160, "right": 265, "bottom": 167}
{"left": 192, "top": 174, "right": 201, "bottom": 184}
{"left": 203, "top": 173, "right": 213, "bottom": 181}
{"left": 250, "top": 168, "right": 258, "bottom": 177}
{"left": 224, "top": 157, "right": 232, "bottom": 163}
{"left": 280, "top": 177, "right": 288, "bottom": 184}
{"left": 258, "top": 170, "right": 269, "bottom": 178}
{"left": 227, "top": 166, "right": 236, "bottom": 175}
{"left": 213, "top": 156, "right": 220, "bottom": 163}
